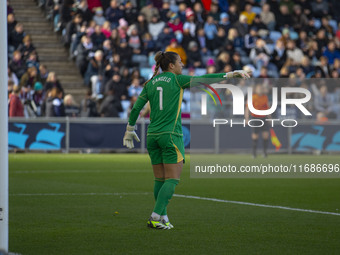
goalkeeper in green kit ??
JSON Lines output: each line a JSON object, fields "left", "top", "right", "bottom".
{"left": 123, "top": 51, "right": 250, "bottom": 229}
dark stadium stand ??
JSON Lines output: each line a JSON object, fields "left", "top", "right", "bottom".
{"left": 7, "top": 0, "right": 340, "bottom": 120}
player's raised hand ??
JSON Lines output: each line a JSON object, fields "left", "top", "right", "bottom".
{"left": 123, "top": 125, "right": 140, "bottom": 149}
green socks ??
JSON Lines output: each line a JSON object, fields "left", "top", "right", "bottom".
{"left": 154, "top": 178, "right": 164, "bottom": 201}
{"left": 154, "top": 178, "right": 168, "bottom": 216}
{"left": 153, "top": 178, "right": 179, "bottom": 215}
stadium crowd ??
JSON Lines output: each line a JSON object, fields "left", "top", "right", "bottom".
{"left": 7, "top": 0, "right": 340, "bottom": 120}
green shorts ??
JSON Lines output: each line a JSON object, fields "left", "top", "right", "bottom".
{"left": 147, "top": 133, "right": 185, "bottom": 165}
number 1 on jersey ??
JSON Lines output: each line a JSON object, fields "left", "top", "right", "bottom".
{"left": 157, "top": 87, "right": 163, "bottom": 110}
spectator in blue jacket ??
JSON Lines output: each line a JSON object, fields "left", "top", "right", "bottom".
{"left": 323, "top": 41, "right": 340, "bottom": 65}
{"left": 204, "top": 16, "right": 218, "bottom": 51}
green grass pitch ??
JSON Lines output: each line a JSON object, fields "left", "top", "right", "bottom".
{"left": 9, "top": 154, "right": 340, "bottom": 255}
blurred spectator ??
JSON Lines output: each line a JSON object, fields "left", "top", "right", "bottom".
{"left": 209, "top": 3, "right": 220, "bottom": 22}
{"left": 140, "top": 1, "right": 159, "bottom": 23}
{"left": 321, "top": 17, "right": 333, "bottom": 37}
{"left": 204, "top": 16, "right": 217, "bottom": 51}
{"left": 219, "top": 12, "right": 231, "bottom": 34}
{"left": 105, "top": 0, "right": 123, "bottom": 28}
{"left": 280, "top": 0, "right": 295, "bottom": 13}
{"left": 80, "top": 90, "right": 99, "bottom": 117}
{"left": 99, "top": 88, "right": 122, "bottom": 117}
{"left": 128, "top": 78, "right": 142, "bottom": 98}
{"left": 8, "top": 67, "right": 19, "bottom": 86}
{"left": 64, "top": 94, "right": 80, "bottom": 117}
{"left": 117, "top": 40, "right": 133, "bottom": 67}
{"left": 101, "top": 21, "right": 111, "bottom": 39}
{"left": 165, "top": 38, "right": 187, "bottom": 66}
{"left": 292, "top": 5, "right": 309, "bottom": 32}
{"left": 159, "top": 2, "right": 171, "bottom": 23}
{"left": 311, "top": 0, "right": 329, "bottom": 19}
{"left": 244, "top": 27, "right": 258, "bottom": 53}
{"left": 75, "top": 35, "right": 93, "bottom": 76}
{"left": 323, "top": 41, "right": 340, "bottom": 65}
{"left": 286, "top": 40, "right": 304, "bottom": 65}
{"left": 59, "top": 0, "right": 74, "bottom": 30}
{"left": 110, "top": 28, "right": 121, "bottom": 48}
{"left": 276, "top": 5, "right": 292, "bottom": 29}
{"left": 45, "top": 72, "right": 64, "bottom": 93}
{"left": 128, "top": 25, "right": 142, "bottom": 55}
{"left": 120, "top": 67, "right": 131, "bottom": 86}
{"left": 193, "top": 2, "right": 206, "bottom": 24}
{"left": 105, "top": 72, "right": 128, "bottom": 100}
{"left": 157, "top": 26, "right": 174, "bottom": 51}
{"left": 252, "top": 15, "right": 268, "bottom": 35}
{"left": 91, "top": 25, "right": 106, "bottom": 49}
{"left": 168, "top": 13, "right": 183, "bottom": 34}
{"left": 45, "top": 87, "right": 65, "bottom": 117}
{"left": 19, "top": 66, "right": 41, "bottom": 88}
{"left": 8, "top": 80, "right": 14, "bottom": 98}
{"left": 241, "top": 4, "right": 256, "bottom": 25}
{"left": 177, "top": 3, "right": 187, "bottom": 23}
{"left": 148, "top": 15, "right": 165, "bottom": 40}
{"left": 314, "top": 85, "right": 337, "bottom": 120}
{"left": 231, "top": 52, "right": 244, "bottom": 70}
{"left": 93, "top": 7, "right": 106, "bottom": 26}
{"left": 64, "top": 14, "right": 83, "bottom": 48}
{"left": 216, "top": 52, "right": 231, "bottom": 72}
{"left": 9, "top": 51, "right": 26, "bottom": 79}
{"left": 215, "top": 27, "right": 227, "bottom": 52}
{"left": 8, "top": 85, "right": 24, "bottom": 117}
{"left": 135, "top": 14, "right": 148, "bottom": 37}
{"left": 300, "top": 56, "right": 314, "bottom": 75}
{"left": 18, "top": 35, "right": 36, "bottom": 62}
{"left": 187, "top": 41, "right": 203, "bottom": 68}
{"left": 271, "top": 40, "right": 287, "bottom": 70}
{"left": 118, "top": 18, "right": 128, "bottom": 40}
{"left": 260, "top": 4, "right": 275, "bottom": 31}
{"left": 26, "top": 52, "right": 39, "bottom": 70}
{"left": 124, "top": 1, "right": 138, "bottom": 25}
{"left": 183, "top": 8, "right": 196, "bottom": 38}
{"left": 315, "top": 56, "right": 331, "bottom": 77}
{"left": 9, "top": 23, "right": 25, "bottom": 50}
{"left": 228, "top": 4, "right": 239, "bottom": 24}
{"left": 250, "top": 39, "right": 271, "bottom": 71}
{"left": 75, "top": 0, "right": 93, "bottom": 23}
{"left": 102, "top": 39, "right": 113, "bottom": 60}
{"left": 7, "top": 13, "right": 17, "bottom": 39}
{"left": 32, "top": 82, "right": 44, "bottom": 116}
{"left": 131, "top": 69, "right": 145, "bottom": 85}
{"left": 84, "top": 50, "right": 105, "bottom": 89}
{"left": 142, "top": 32, "right": 156, "bottom": 55}
{"left": 233, "top": 15, "right": 248, "bottom": 37}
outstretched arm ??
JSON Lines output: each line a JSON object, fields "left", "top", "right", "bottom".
{"left": 176, "top": 71, "right": 251, "bottom": 89}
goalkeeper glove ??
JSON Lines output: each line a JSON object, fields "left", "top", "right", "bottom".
{"left": 123, "top": 125, "right": 140, "bottom": 149}
{"left": 224, "top": 70, "right": 251, "bottom": 79}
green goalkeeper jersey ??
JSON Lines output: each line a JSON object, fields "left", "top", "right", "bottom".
{"left": 128, "top": 72, "right": 226, "bottom": 136}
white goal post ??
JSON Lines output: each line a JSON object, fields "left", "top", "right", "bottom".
{"left": 0, "top": 0, "right": 9, "bottom": 251}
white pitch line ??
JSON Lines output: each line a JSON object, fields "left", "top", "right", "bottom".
{"left": 173, "top": 194, "right": 340, "bottom": 217}
{"left": 10, "top": 192, "right": 149, "bottom": 196}
{"left": 9, "top": 192, "right": 340, "bottom": 217}
{"left": 11, "top": 170, "right": 147, "bottom": 174}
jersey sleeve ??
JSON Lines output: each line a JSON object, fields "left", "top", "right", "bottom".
{"left": 128, "top": 86, "right": 148, "bottom": 126}
{"left": 175, "top": 73, "right": 227, "bottom": 89}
